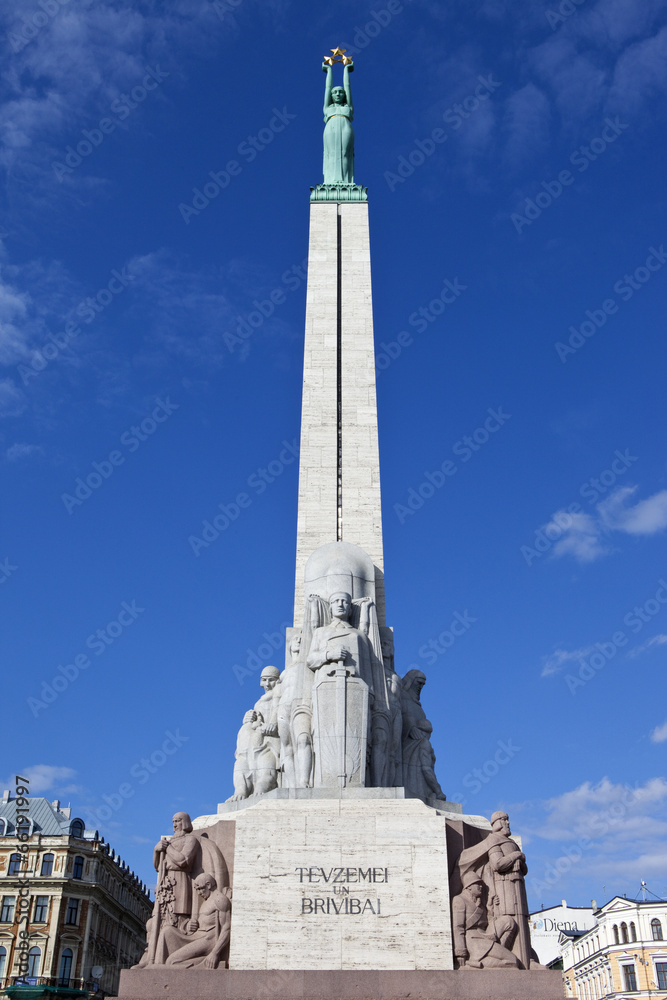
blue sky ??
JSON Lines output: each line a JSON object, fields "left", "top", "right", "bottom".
{"left": 1, "top": 0, "right": 667, "bottom": 911}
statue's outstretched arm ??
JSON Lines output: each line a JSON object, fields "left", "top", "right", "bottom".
{"left": 344, "top": 62, "right": 353, "bottom": 111}
{"left": 323, "top": 64, "right": 333, "bottom": 112}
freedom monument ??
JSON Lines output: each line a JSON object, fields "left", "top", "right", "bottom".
{"left": 119, "top": 52, "right": 563, "bottom": 999}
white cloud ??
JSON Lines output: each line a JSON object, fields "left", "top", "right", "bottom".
{"left": 518, "top": 777, "right": 667, "bottom": 898}
{"left": 548, "top": 509, "right": 609, "bottom": 563}
{"left": 541, "top": 645, "right": 595, "bottom": 677}
{"left": 6, "top": 442, "right": 42, "bottom": 460}
{"left": 627, "top": 634, "right": 667, "bottom": 659}
{"left": 0, "top": 378, "right": 27, "bottom": 417}
{"left": 2, "top": 765, "right": 78, "bottom": 795}
{"left": 598, "top": 485, "right": 667, "bottom": 535}
{"left": 650, "top": 720, "right": 667, "bottom": 744}
{"left": 542, "top": 484, "right": 667, "bottom": 565}
{"left": 502, "top": 83, "right": 551, "bottom": 169}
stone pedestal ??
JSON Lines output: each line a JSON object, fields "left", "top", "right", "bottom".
{"left": 225, "top": 795, "right": 453, "bottom": 971}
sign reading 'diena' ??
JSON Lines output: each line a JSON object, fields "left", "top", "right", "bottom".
{"left": 296, "top": 866, "right": 388, "bottom": 916}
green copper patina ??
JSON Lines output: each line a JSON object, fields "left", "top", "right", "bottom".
{"left": 311, "top": 48, "right": 367, "bottom": 203}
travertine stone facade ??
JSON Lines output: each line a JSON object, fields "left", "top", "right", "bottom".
{"left": 227, "top": 797, "right": 452, "bottom": 971}
{"left": 294, "top": 203, "right": 384, "bottom": 626}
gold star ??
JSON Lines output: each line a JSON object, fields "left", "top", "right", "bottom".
{"left": 330, "top": 47, "right": 347, "bottom": 59}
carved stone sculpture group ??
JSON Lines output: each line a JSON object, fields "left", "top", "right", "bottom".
{"left": 452, "top": 811, "right": 545, "bottom": 971}
{"left": 135, "top": 813, "right": 232, "bottom": 971}
{"left": 227, "top": 588, "right": 444, "bottom": 802}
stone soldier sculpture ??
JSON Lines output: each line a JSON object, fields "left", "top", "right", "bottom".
{"left": 486, "top": 811, "right": 532, "bottom": 970}
{"left": 152, "top": 813, "right": 198, "bottom": 930}
{"left": 277, "top": 634, "right": 314, "bottom": 788}
{"left": 452, "top": 871, "right": 520, "bottom": 969}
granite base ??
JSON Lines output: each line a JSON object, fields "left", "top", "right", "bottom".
{"left": 117, "top": 967, "right": 565, "bottom": 1000}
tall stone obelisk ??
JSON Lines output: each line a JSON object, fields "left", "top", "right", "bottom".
{"left": 293, "top": 162, "right": 384, "bottom": 624}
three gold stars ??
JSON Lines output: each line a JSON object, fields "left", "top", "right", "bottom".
{"left": 323, "top": 47, "right": 353, "bottom": 66}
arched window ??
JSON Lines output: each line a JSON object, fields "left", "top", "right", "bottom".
{"left": 40, "top": 853, "right": 54, "bottom": 877}
{"left": 72, "top": 856, "right": 84, "bottom": 880}
{"left": 652, "top": 918, "right": 664, "bottom": 941}
{"left": 26, "top": 947, "right": 41, "bottom": 977}
{"left": 630, "top": 921, "right": 637, "bottom": 941}
{"left": 621, "top": 922, "right": 629, "bottom": 943}
{"left": 58, "top": 949, "right": 73, "bottom": 986}
{"left": 0, "top": 818, "right": 6, "bottom": 835}
{"left": 7, "top": 853, "right": 22, "bottom": 875}
{"left": 70, "top": 819, "right": 84, "bottom": 838}
{"left": 0, "top": 945, "right": 6, "bottom": 980}
{"left": 613, "top": 924, "right": 619, "bottom": 944}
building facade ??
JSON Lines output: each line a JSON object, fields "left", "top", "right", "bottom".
{"left": 560, "top": 895, "right": 667, "bottom": 1000}
{"left": 0, "top": 791, "right": 152, "bottom": 996}
{"left": 530, "top": 899, "right": 598, "bottom": 966}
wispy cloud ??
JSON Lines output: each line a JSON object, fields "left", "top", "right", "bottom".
{"left": 6, "top": 442, "right": 43, "bottom": 460}
{"left": 627, "top": 634, "right": 667, "bottom": 660}
{"left": 650, "top": 720, "right": 667, "bottom": 744}
{"left": 2, "top": 764, "right": 79, "bottom": 795}
{"left": 543, "top": 485, "right": 667, "bottom": 564}
{"left": 598, "top": 485, "right": 667, "bottom": 535}
{"left": 541, "top": 645, "right": 595, "bottom": 677}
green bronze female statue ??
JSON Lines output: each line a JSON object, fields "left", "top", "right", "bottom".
{"left": 322, "top": 59, "right": 354, "bottom": 184}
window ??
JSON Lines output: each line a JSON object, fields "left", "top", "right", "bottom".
{"left": 33, "top": 895, "right": 48, "bottom": 922}
{"left": 652, "top": 918, "right": 663, "bottom": 941}
{"left": 0, "top": 818, "right": 6, "bottom": 835}
{"left": 7, "top": 853, "right": 22, "bottom": 875}
{"left": 72, "top": 856, "right": 84, "bottom": 879}
{"left": 0, "top": 896, "right": 15, "bottom": 923}
{"left": 613, "top": 924, "right": 619, "bottom": 944}
{"left": 40, "top": 853, "right": 54, "bottom": 876}
{"left": 630, "top": 921, "right": 636, "bottom": 942}
{"left": 621, "top": 922, "right": 629, "bottom": 943}
{"left": 656, "top": 962, "right": 667, "bottom": 990}
{"left": 0, "top": 945, "right": 6, "bottom": 980}
{"left": 70, "top": 819, "right": 84, "bottom": 838}
{"left": 622, "top": 965, "right": 637, "bottom": 992}
{"left": 65, "top": 897, "right": 79, "bottom": 925}
{"left": 58, "top": 948, "right": 72, "bottom": 987}
{"left": 26, "top": 947, "right": 41, "bottom": 977}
